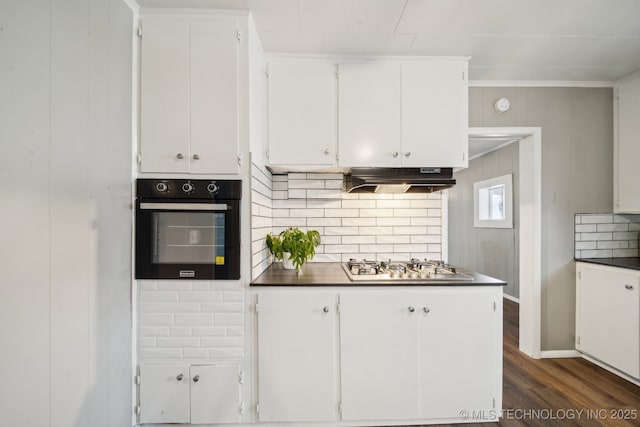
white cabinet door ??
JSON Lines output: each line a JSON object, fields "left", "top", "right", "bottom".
{"left": 615, "top": 75, "right": 640, "bottom": 213}
{"left": 339, "top": 293, "right": 420, "bottom": 420}
{"left": 140, "top": 15, "right": 239, "bottom": 174}
{"left": 577, "top": 263, "right": 640, "bottom": 378}
{"left": 338, "top": 63, "right": 402, "bottom": 168}
{"left": 140, "top": 16, "right": 190, "bottom": 173}
{"left": 268, "top": 59, "right": 337, "bottom": 166}
{"left": 402, "top": 62, "right": 468, "bottom": 168}
{"left": 190, "top": 17, "right": 239, "bottom": 174}
{"left": 419, "top": 288, "right": 499, "bottom": 419}
{"left": 139, "top": 364, "right": 190, "bottom": 424}
{"left": 257, "top": 292, "right": 338, "bottom": 422}
{"left": 190, "top": 364, "right": 241, "bottom": 424}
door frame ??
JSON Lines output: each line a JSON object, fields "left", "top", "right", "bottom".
{"left": 468, "top": 127, "right": 542, "bottom": 359}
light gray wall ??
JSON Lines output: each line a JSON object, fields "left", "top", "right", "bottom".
{"left": 0, "top": 1, "right": 134, "bottom": 426}
{"left": 469, "top": 87, "right": 613, "bottom": 351}
{"left": 449, "top": 143, "right": 520, "bottom": 298}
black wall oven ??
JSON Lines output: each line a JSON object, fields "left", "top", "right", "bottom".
{"left": 135, "top": 179, "right": 241, "bottom": 280}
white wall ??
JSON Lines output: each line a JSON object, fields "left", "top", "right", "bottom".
{"left": 0, "top": 1, "right": 134, "bottom": 426}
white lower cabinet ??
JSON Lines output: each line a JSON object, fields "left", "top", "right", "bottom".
{"left": 139, "top": 363, "right": 241, "bottom": 424}
{"left": 256, "top": 292, "right": 338, "bottom": 422}
{"left": 255, "top": 287, "right": 502, "bottom": 424}
{"left": 576, "top": 262, "right": 640, "bottom": 379}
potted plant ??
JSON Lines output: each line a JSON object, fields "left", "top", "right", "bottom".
{"left": 265, "top": 227, "right": 321, "bottom": 272}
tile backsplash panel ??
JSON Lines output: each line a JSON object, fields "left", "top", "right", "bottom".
{"left": 253, "top": 172, "right": 445, "bottom": 270}
{"left": 575, "top": 213, "right": 640, "bottom": 258}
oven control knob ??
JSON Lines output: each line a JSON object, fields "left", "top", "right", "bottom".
{"left": 182, "top": 182, "right": 195, "bottom": 194}
{"left": 156, "top": 182, "right": 169, "bottom": 193}
{"left": 207, "top": 183, "right": 219, "bottom": 194}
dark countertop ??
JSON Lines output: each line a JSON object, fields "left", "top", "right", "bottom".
{"left": 576, "top": 257, "right": 640, "bottom": 271}
{"left": 250, "top": 262, "right": 507, "bottom": 287}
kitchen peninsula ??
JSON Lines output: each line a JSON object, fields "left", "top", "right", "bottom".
{"left": 250, "top": 262, "right": 505, "bottom": 426}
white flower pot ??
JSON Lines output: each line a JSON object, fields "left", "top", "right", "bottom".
{"left": 282, "top": 252, "right": 296, "bottom": 270}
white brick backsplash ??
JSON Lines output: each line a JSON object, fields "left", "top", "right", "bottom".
{"left": 307, "top": 199, "right": 342, "bottom": 209}
{"left": 139, "top": 314, "right": 174, "bottom": 326}
{"left": 427, "top": 208, "right": 442, "bottom": 217}
{"left": 324, "top": 226, "right": 359, "bottom": 235}
{"left": 201, "top": 302, "right": 244, "bottom": 312}
{"left": 138, "top": 281, "right": 157, "bottom": 291}
{"left": 394, "top": 226, "right": 428, "bottom": 235}
{"left": 575, "top": 213, "right": 640, "bottom": 258}
{"left": 272, "top": 190, "right": 288, "bottom": 200}
{"left": 140, "top": 302, "right": 200, "bottom": 313}
{"left": 288, "top": 179, "right": 324, "bottom": 189}
{"left": 178, "top": 291, "right": 223, "bottom": 302}
{"left": 378, "top": 217, "right": 411, "bottom": 226}
{"left": 427, "top": 226, "right": 442, "bottom": 235}
{"left": 183, "top": 348, "right": 210, "bottom": 359}
{"left": 411, "top": 217, "right": 441, "bottom": 226}
{"left": 320, "top": 235, "right": 342, "bottom": 244}
{"left": 139, "top": 348, "right": 183, "bottom": 359}
{"left": 377, "top": 235, "right": 411, "bottom": 244}
{"left": 169, "top": 326, "right": 191, "bottom": 337}
{"left": 157, "top": 280, "right": 193, "bottom": 291}
{"left": 394, "top": 208, "right": 428, "bottom": 217}
{"left": 377, "top": 200, "right": 411, "bottom": 208}
{"left": 156, "top": 337, "right": 200, "bottom": 348}
{"left": 342, "top": 199, "right": 376, "bottom": 209}
{"left": 174, "top": 314, "right": 214, "bottom": 325}
{"left": 358, "top": 193, "right": 393, "bottom": 200}
{"left": 410, "top": 199, "right": 441, "bottom": 208}
{"left": 360, "top": 244, "right": 394, "bottom": 253}
{"left": 287, "top": 189, "right": 307, "bottom": 198}
{"left": 325, "top": 180, "right": 343, "bottom": 189}
{"left": 227, "top": 326, "right": 244, "bottom": 336}
{"left": 272, "top": 181, "right": 287, "bottom": 191}
{"left": 192, "top": 282, "right": 210, "bottom": 291}
{"left": 272, "top": 174, "right": 288, "bottom": 182}
{"left": 200, "top": 337, "right": 244, "bottom": 347}
{"left": 307, "top": 217, "right": 342, "bottom": 226}
{"left": 271, "top": 209, "right": 289, "bottom": 218}
{"left": 210, "top": 348, "right": 244, "bottom": 359}
{"left": 359, "top": 226, "right": 393, "bottom": 235}
{"left": 313, "top": 254, "right": 343, "bottom": 262}
{"left": 360, "top": 208, "right": 394, "bottom": 217}
{"left": 139, "top": 326, "right": 170, "bottom": 337}
{"left": 214, "top": 313, "right": 244, "bottom": 326}
{"left": 324, "top": 244, "right": 359, "bottom": 253}
{"left": 342, "top": 235, "right": 376, "bottom": 244}
{"left": 138, "top": 337, "right": 156, "bottom": 348}
{"left": 290, "top": 208, "right": 324, "bottom": 218}
{"left": 273, "top": 199, "right": 307, "bottom": 209}
{"left": 342, "top": 217, "right": 376, "bottom": 227}
{"left": 192, "top": 326, "right": 227, "bottom": 336}
{"left": 288, "top": 173, "right": 307, "bottom": 180}
{"left": 326, "top": 208, "right": 359, "bottom": 217}
{"left": 273, "top": 217, "right": 307, "bottom": 227}
{"left": 307, "top": 189, "right": 342, "bottom": 199}
{"left": 223, "top": 291, "right": 244, "bottom": 302}
{"left": 411, "top": 235, "right": 441, "bottom": 244}
{"left": 394, "top": 244, "right": 428, "bottom": 253}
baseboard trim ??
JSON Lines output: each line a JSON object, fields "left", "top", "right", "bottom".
{"left": 503, "top": 293, "right": 519, "bottom": 303}
{"left": 581, "top": 354, "right": 640, "bottom": 387}
{"left": 540, "top": 350, "right": 582, "bottom": 358}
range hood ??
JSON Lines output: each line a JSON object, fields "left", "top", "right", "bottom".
{"left": 344, "top": 167, "right": 455, "bottom": 194}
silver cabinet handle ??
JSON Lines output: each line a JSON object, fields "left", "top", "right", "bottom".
{"left": 423, "top": 307, "right": 430, "bottom": 314}
{"left": 323, "top": 306, "right": 329, "bottom": 313}
{"left": 625, "top": 284, "right": 634, "bottom": 290}
{"left": 323, "top": 149, "right": 330, "bottom": 155}
{"left": 176, "top": 373, "right": 184, "bottom": 381}
{"left": 176, "top": 153, "right": 184, "bottom": 159}
{"left": 405, "top": 152, "right": 411, "bottom": 157}
{"left": 408, "top": 306, "right": 415, "bottom": 313}
{"left": 392, "top": 152, "right": 399, "bottom": 158}
{"left": 193, "top": 375, "right": 200, "bottom": 383}
{"left": 193, "top": 154, "right": 200, "bottom": 160}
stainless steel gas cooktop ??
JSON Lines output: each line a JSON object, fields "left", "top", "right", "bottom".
{"left": 342, "top": 259, "right": 474, "bottom": 282}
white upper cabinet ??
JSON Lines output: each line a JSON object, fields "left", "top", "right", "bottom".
{"left": 268, "top": 58, "right": 337, "bottom": 166}
{"left": 140, "top": 15, "right": 239, "bottom": 174}
{"left": 338, "top": 63, "right": 402, "bottom": 168}
{"left": 402, "top": 61, "right": 468, "bottom": 168}
{"left": 338, "top": 59, "right": 468, "bottom": 168}
{"left": 614, "top": 72, "right": 640, "bottom": 213}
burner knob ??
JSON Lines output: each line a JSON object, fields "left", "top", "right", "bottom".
{"left": 182, "top": 182, "right": 194, "bottom": 194}
{"left": 156, "top": 182, "right": 169, "bottom": 193}
{"left": 206, "top": 183, "right": 219, "bottom": 194}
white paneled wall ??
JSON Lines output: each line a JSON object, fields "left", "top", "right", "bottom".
{"left": 251, "top": 170, "right": 446, "bottom": 275}
{"left": 575, "top": 213, "right": 640, "bottom": 258}
{"left": 138, "top": 281, "right": 245, "bottom": 361}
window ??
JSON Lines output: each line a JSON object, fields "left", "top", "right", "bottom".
{"left": 474, "top": 174, "right": 513, "bottom": 228}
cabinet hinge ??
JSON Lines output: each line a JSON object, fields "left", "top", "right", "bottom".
{"left": 134, "top": 375, "right": 141, "bottom": 385}
{"left": 335, "top": 69, "right": 339, "bottom": 80}
{"left": 239, "top": 371, "right": 244, "bottom": 384}
{"left": 616, "top": 89, "right": 620, "bottom": 99}
{"left": 337, "top": 303, "right": 340, "bottom": 314}
{"left": 255, "top": 302, "right": 259, "bottom": 313}
{"left": 236, "top": 30, "right": 242, "bottom": 42}
{"left": 136, "top": 152, "right": 141, "bottom": 164}
{"left": 237, "top": 154, "right": 242, "bottom": 166}
{"left": 616, "top": 199, "right": 620, "bottom": 209}
{"left": 462, "top": 152, "right": 466, "bottom": 162}
{"left": 462, "top": 71, "right": 465, "bottom": 80}
{"left": 256, "top": 403, "right": 259, "bottom": 414}
{"left": 239, "top": 402, "right": 245, "bottom": 415}
{"left": 339, "top": 402, "right": 343, "bottom": 414}
{"left": 135, "top": 405, "right": 141, "bottom": 416}
{"left": 492, "top": 398, "right": 495, "bottom": 409}
{"left": 137, "top": 27, "right": 142, "bottom": 38}
{"left": 265, "top": 63, "right": 269, "bottom": 78}
{"left": 493, "top": 301, "right": 496, "bottom": 312}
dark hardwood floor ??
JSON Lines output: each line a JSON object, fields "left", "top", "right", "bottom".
{"left": 423, "top": 298, "right": 640, "bottom": 427}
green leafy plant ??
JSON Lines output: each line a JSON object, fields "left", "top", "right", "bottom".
{"left": 265, "top": 227, "right": 321, "bottom": 272}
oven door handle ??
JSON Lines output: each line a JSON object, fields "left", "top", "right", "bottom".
{"left": 139, "top": 202, "right": 228, "bottom": 211}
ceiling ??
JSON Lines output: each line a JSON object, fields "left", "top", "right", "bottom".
{"left": 136, "top": 0, "right": 640, "bottom": 83}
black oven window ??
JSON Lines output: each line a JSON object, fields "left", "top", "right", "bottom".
{"left": 152, "top": 212, "right": 225, "bottom": 265}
